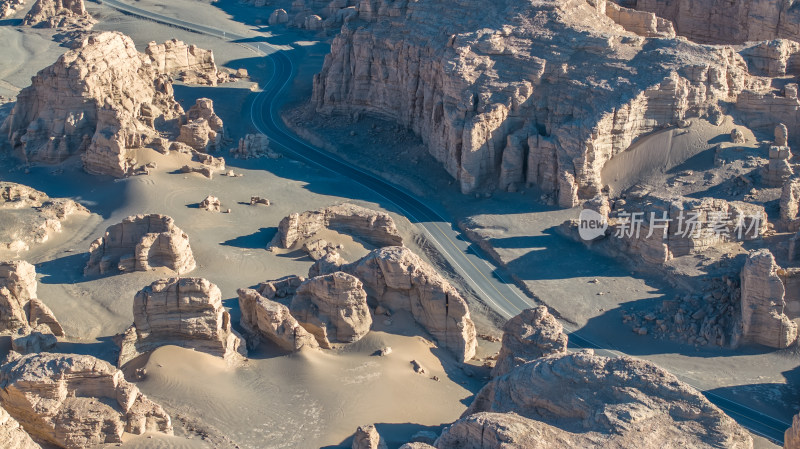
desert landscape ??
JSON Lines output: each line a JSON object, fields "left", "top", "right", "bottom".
{"left": 0, "top": 0, "right": 798, "bottom": 448}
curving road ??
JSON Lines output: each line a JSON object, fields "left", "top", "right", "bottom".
{"left": 100, "top": 0, "right": 790, "bottom": 443}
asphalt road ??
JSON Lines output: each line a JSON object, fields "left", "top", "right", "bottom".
{"left": 98, "top": 0, "right": 792, "bottom": 443}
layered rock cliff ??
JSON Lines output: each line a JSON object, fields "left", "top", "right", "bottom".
{"left": 337, "top": 246, "right": 477, "bottom": 362}
{"left": 84, "top": 214, "right": 196, "bottom": 276}
{"left": 1, "top": 32, "right": 184, "bottom": 177}
{"left": 463, "top": 350, "right": 752, "bottom": 448}
{"left": 740, "top": 249, "right": 797, "bottom": 348}
{"left": 0, "top": 353, "right": 172, "bottom": 449}
{"left": 312, "top": 0, "right": 800, "bottom": 206}
{"left": 0, "top": 260, "right": 64, "bottom": 338}
{"left": 22, "top": 0, "right": 95, "bottom": 30}
{"left": 117, "top": 277, "right": 246, "bottom": 366}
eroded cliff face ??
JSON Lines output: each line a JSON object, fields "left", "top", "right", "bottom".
{"left": 313, "top": 0, "right": 759, "bottom": 205}
{"left": 1, "top": 32, "right": 183, "bottom": 177}
{"left": 633, "top": 0, "right": 800, "bottom": 44}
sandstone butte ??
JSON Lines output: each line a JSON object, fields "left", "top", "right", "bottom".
{"left": 313, "top": 0, "right": 800, "bottom": 206}
{"left": 0, "top": 352, "right": 172, "bottom": 449}
{"left": 84, "top": 214, "right": 196, "bottom": 276}
{"left": 272, "top": 202, "right": 404, "bottom": 249}
{"left": 0, "top": 260, "right": 64, "bottom": 339}
{"left": 1, "top": 32, "right": 226, "bottom": 177}
{"left": 117, "top": 277, "right": 247, "bottom": 367}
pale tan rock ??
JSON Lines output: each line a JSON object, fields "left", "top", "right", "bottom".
{"left": 1, "top": 32, "right": 184, "bottom": 177}
{"left": 22, "top": 0, "right": 95, "bottom": 30}
{"left": 0, "top": 404, "right": 41, "bottom": 449}
{"left": 84, "top": 214, "right": 196, "bottom": 276}
{"left": 312, "top": 0, "right": 766, "bottom": 205}
{"left": 290, "top": 272, "right": 372, "bottom": 348}
{"left": 145, "top": 40, "right": 220, "bottom": 86}
{"left": 199, "top": 195, "right": 222, "bottom": 212}
{"left": 731, "top": 128, "right": 745, "bottom": 144}
{"left": 740, "top": 249, "right": 797, "bottom": 349}
{"left": 570, "top": 190, "right": 767, "bottom": 265}
{"left": 492, "top": 306, "right": 567, "bottom": 377}
{"left": 117, "top": 277, "right": 246, "bottom": 366}
{"left": 765, "top": 144, "right": 795, "bottom": 187}
{"left": 11, "top": 325, "right": 57, "bottom": 354}
{"left": 273, "top": 203, "right": 403, "bottom": 250}
{"left": 0, "top": 261, "right": 64, "bottom": 337}
{"left": 634, "top": 0, "right": 800, "bottom": 44}
{"left": 340, "top": 246, "right": 477, "bottom": 362}
{"left": 0, "top": 182, "right": 90, "bottom": 252}
{"left": 780, "top": 178, "right": 800, "bottom": 232}
{"left": 786, "top": 412, "right": 800, "bottom": 449}
{"left": 308, "top": 250, "right": 347, "bottom": 277}
{"left": 0, "top": 353, "right": 172, "bottom": 449}
{"left": 466, "top": 350, "right": 752, "bottom": 448}
{"left": 231, "top": 134, "right": 272, "bottom": 159}
{"left": 237, "top": 287, "right": 320, "bottom": 351}
{"left": 303, "top": 238, "right": 337, "bottom": 260}
{"left": 186, "top": 98, "right": 223, "bottom": 132}
{"left": 352, "top": 424, "right": 387, "bottom": 449}
{"left": 0, "top": 0, "right": 25, "bottom": 19}
{"left": 269, "top": 8, "right": 289, "bottom": 25}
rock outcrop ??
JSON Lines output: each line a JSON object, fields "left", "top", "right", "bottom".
{"left": 237, "top": 287, "right": 320, "bottom": 351}
{"left": 782, "top": 177, "right": 800, "bottom": 232}
{"left": 177, "top": 98, "right": 224, "bottom": 152}
{"left": 632, "top": 0, "right": 800, "bottom": 45}
{"left": 117, "top": 278, "right": 246, "bottom": 366}
{"left": 0, "top": 261, "right": 64, "bottom": 338}
{"left": 492, "top": 306, "right": 567, "bottom": 377}
{"left": 352, "top": 424, "right": 387, "bottom": 449}
{"left": 199, "top": 195, "right": 222, "bottom": 212}
{"left": 84, "top": 214, "right": 196, "bottom": 276}
{"left": 565, "top": 190, "right": 767, "bottom": 265}
{"left": 0, "top": 182, "right": 90, "bottom": 252}
{"left": 290, "top": 272, "right": 372, "bottom": 348}
{"left": 22, "top": 0, "right": 95, "bottom": 30}
{"left": 0, "top": 0, "right": 25, "bottom": 19}
{"left": 231, "top": 134, "right": 273, "bottom": 159}
{"left": 787, "top": 412, "right": 800, "bottom": 449}
{"left": 272, "top": 203, "right": 403, "bottom": 250}
{"left": 145, "top": 40, "right": 223, "bottom": 86}
{"left": 1, "top": 32, "right": 184, "bottom": 177}
{"left": 464, "top": 350, "right": 752, "bottom": 448}
{"left": 312, "top": 0, "right": 800, "bottom": 206}
{"left": 0, "top": 404, "right": 40, "bottom": 449}
{"left": 740, "top": 249, "right": 797, "bottom": 348}
{"left": 0, "top": 353, "right": 172, "bottom": 449}
{"left": 338, "top": 246, "right": 477, "bottom": 362}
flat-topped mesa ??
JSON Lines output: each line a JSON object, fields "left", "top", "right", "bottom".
{"left": 273, "top": 203, "right": 403, "bottom": 250}
{"left": 84, "top": 214, "right": 196, "bottom": 276}
{"left": 491, "top": 306, "right": 567, "bottom": 377}
{"left": 145, "top": 40, "right": 223, "bottom": 86}
{"left": 117, "top": 278, "right": 246, "bottom": 367}
{"left": 0, "top": 353, "right": 172, "bottom": 449}
{"left": 632, "top": 0, "right": 800, "bottom": 45}
{"left": 1, "top": 32, "right": 184, "bottom": 177}
{"left": 177, "top": 98, "right": 224, "bottom": 152}
{"left": 464, "top": 350, "right": 752, "bottom": 448}
{"left": 0, "top": 404, "right": 41, "bottom": 449}
{"left": 0, "top": 261, "right": 64, "bottom": 338}
{"left": 290, "top": 272, "right": 372, "bottom": 348}
{"left": 0, "top": 182, "right": 90, "bottom": 252}
{"left": 740, "top": 249, "right": 799, "bottom": 349}
{"left": 0, "top": 0, "right": 26, "bottom": 19}
{"left": 237, "top": 286, "right": 320, "bottom": 351}
{"left": 22, "top": 0, "right": 95, "bottom": 30}
{"left": 312, "top": 0, "right": 800, "bottom": 206}
{"left": 339, "top": 246, "right": 477, "bottom": 362}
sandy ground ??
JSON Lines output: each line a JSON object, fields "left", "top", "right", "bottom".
{"left": 0, "top": 0, "right": 794, "bottom": 447}
{"left": 280, "top": 35, "right": 798, "bottom": 449}
{"left": 0, "top": 1, "right": 491, "bottom": 448}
